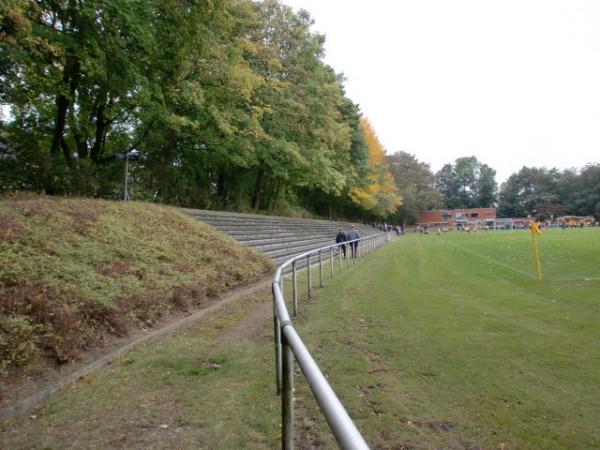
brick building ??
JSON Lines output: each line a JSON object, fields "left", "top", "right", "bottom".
{"left": 418, "top": 208, "right": 496, "bottom": 226}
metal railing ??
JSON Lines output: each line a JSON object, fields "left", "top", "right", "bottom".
{"left": 272, "top": 232, "right": 391, "bottom": 450}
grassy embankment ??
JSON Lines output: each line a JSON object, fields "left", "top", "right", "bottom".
{"left": 0, "top": 194, "right": 273, "bottom": 390}
{"left": 2, "top": 229, "right": 599, "bottom": 449}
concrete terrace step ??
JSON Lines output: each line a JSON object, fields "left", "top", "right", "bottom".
{"left": 181, "top": 207, "right": 380, "bottom": 264}
{"left": 191, "top": 217, "right": 353, "bottom": 227}
{"left": 265, "top": 239, "right": 337, "bottom": 260}
{"left": 251, "top": 236, "right": 333, "bottom": 252}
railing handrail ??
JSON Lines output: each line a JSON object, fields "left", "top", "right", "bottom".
{"left": 273, "top": 232, "right": 391, "bottom": 450}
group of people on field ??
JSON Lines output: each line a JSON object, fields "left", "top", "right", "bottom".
{"left": 335, "top": 225, "right": 361, "bottom": 259}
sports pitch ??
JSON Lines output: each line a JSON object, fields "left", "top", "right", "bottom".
{"left": 296, "top": 228, "right": 600, "bottom": 449}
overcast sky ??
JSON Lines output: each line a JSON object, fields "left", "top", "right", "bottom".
{"left": 283, "top": 0, "right": 600, "bottom": 184}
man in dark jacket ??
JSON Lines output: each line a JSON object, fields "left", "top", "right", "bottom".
{"left": 346, "top": 225, "right": 361, "bottom": 258}
{"left": 335, "top": 229, "right": 348, "bottom": 258}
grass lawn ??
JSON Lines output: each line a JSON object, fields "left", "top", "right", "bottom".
{"left": 0, "top": 290, "right": 281, "bottom": 450}
{"left": 2, "top": 229, "right": 599, "bottom": 449}
{"left": 296, "top": 229, "right": 600, "bottom": 449}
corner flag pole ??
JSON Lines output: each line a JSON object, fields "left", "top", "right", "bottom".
{"left": 530, "top": 221, "right": 543, "bottom": 280}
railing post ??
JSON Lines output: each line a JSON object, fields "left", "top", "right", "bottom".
{"left": 307, "top": 254, "right": 312, "bottom": 299}
{"left": 273, "top": 287, "right": 282, "bottom": 395}
{"left": 319, "top": 250, "right": 323, "bottom": 288}
{"left": 329, "top": 247, "right": 334, "bottom": 279}
{"left": 272, "top": 233, "right": 391, "bottom": 450}
{"left": 282, "top": 333, "right": 294, "bottom": 450}
{"left": 292, "top": 261, "right": 298, "bottom": 317}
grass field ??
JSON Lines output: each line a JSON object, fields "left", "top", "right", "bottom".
{"left": 295, "top": 228, "right": 600, "bottom": 449}
{"left": 1, "top": 229, "right": 599, "bottom": 449}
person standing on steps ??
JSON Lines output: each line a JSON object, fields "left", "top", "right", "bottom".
{"left": 335, "top": 228, "right": 348, "bottom": 258}
{"left": 346, "top": 224, "right": 361, "bottom": 258}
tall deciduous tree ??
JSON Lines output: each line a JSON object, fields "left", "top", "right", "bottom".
{"left": 349, "top": 118, "right": 402, "bottom": 217}
{"left": 2, "top": 0, "right": 157, "bottom": 194}
{"left": 435, "top": 156, "right": 497, "bottom": 209}
{"left": 497, "top": 167, "right": 560, "bottom": 217}
{"left": 498, "top": 164, "right": 600, "bottom": 219}
{"left": 388, "top": 151, "right": 442, "bottom": 225}
{"left": 0, "top": 0, "right": 396, "bottom": 220}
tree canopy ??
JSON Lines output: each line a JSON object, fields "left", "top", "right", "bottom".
{"left": 348, "top": 118, "right": 402, "bottom": 218}
{"left": 387, "top": 151, "right": 442, "bottom": 225}
{"left": 1, "top": 1, "right": 599, "bottom": 222}
{"left": 498, "top": 165, "right": 600, "bottom": 219}
{"left": 434, "top": 156, "right": 498, "bottom": 209}
{"left": 0, "top": 0, "right": 379, "bottom": 219}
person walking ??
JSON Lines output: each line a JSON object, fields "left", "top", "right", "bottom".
{"left": 335, "top": 229, "right": 348, "bottom": 258}
{"left": 346, "top": 225, "right": 361, "bottom": 258}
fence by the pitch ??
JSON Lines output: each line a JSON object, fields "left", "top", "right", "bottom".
{"left": 272, "top": 232, "right": 391, "bottom": 450}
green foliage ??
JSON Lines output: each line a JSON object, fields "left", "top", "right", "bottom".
{"left": 496, "top": 165, "right": 600, "bottom": 219}
{"left": 435, "top": 156, "right": 498, "bottom": 209}
{"left": 0, "top": 314, "right": 41, "bottom": 376}
{"left": 388, "top": 151, "right": 442, "bottom": 225}
{"left": 1, "top": 0, "right": 382, "bottom": 219}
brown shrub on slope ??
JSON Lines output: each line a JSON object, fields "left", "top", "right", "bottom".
{"left": 0, "top": 195, "right": 273, "bottom": 380}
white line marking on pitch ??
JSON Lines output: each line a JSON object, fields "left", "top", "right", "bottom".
{"left": 438, "top": 239, "right": 536, "bottom": 280}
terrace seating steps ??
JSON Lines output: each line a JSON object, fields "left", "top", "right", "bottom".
{"left": 181, "top": 208, "right": 379, "bottom": 266}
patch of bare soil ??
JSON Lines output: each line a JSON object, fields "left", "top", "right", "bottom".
{"left": 0, "top": 277, "right": 272, "bottom": 422}
{"left": 217, "top": 300, "right": 273, "bottom": 343}
{"left": 295, "top": 396, "right": 327, "bottom": 450}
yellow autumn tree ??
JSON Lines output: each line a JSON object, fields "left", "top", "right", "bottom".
{"left": 350, "top": 118, "right": 402, "bottom": 216}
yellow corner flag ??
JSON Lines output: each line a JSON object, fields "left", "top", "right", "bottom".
{"left": 530, "top": 221, "right": 543, "bottom": 280}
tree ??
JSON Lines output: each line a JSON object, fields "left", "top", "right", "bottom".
{"left": 497, "top": 167, "right": 561, "bottom": 218}
{"left": 2, "top": 0, "right": 158, "bottom": 194}
{"left": 454, "top": 156, "right": 479, "bottom": 208}
{"left": 0, "top": 0, "right": 390, "bottom": 221}
{"left": 434, "top": 164, "right": 458, "bottom": 208}
{"left": 435, "top": 156, "right": 497, "bottom": 209}
{"left": 477, "top": 164, "right": 497, "bottom": 207}
{"left": 388, "top": 151, "right": 442, "bottom": 225}
{"left": 558, "top": 164, "right": 600, "bottom": 218}
{"left": 349, "top": 118, "right": 402, "bottom": 218}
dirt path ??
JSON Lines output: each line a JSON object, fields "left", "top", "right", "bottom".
{"left": 218, "top": 300, "right": 274, "bottom": 343}
{"left": 0, "top": 277, "right": 273, "bottom": 421}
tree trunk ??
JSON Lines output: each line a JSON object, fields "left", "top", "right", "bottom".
{"left": 90, "top": 104, "right": 106, "bottom": 162}
{"left": 217, "top": 167, "right": 229, "bottom": 208}
{"left": 253, "top": 167, "right": 266, "bottom": 211}
{"left": 270, "top": 178, "right": 281, "bottom": 210}
{"left": 50, "top": 94, "right": 69, "bottom": 162}
{"left": 44, "top": 93, "right": 70, "bottom": 193}
{"left": 60, "top": 139, "right": 77, "bottom": 173}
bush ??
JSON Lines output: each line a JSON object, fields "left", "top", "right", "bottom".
{"left": 0, "top": 314, "right": 40, "bottom": 376}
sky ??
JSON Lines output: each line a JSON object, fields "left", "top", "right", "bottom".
{"left": 283, "top": 0, "right": 600, "bottom": 184}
